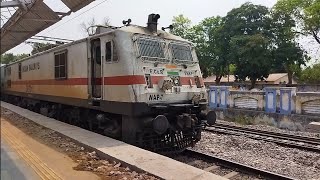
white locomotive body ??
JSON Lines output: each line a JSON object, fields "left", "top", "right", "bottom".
{"left": 1, "top": 14, "right": 216, "bottom": 153}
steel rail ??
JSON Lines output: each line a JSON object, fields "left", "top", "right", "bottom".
{"left": 209, "top": 123, "right": 320, "bottom": 144}
{"left": 206, "top": 123, "right": 320, "bottom": 152}
{"left": 184, "top": 149, "right": 295, "bottom": 180}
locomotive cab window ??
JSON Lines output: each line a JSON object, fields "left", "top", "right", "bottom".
{"left": 95, "top": 46, "right": 101, "bottom": 64}
{"left": 170, "top": 43, "right": 193, "bottom": 62}
{"left": 54, "top": 50, "right": 67, "bottom": 79}
{"left": 106, "top": 41, "right": 118, "bottom": 62}
{"left": 135, "top": 37, "right": 169, "bottom": 62}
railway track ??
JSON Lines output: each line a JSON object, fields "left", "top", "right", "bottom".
{"left": 177, "top": 149, "right": 294, "bottom": 180}
{"left": 206, "top": 123, "right": 320, "bottom": 152}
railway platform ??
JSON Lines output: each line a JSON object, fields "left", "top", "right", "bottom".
{"left": 1, "top": 116, "right": 100, "bottom": 180}
{"left": 1, "top": 101, "right": 226, "bottom": 180}
{"left": 1, "top": 140, "right": 40, "bottom": 180}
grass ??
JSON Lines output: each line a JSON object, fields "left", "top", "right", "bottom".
{"left": 225, "top": 115, "right": 255, "bottom": 125}
{"left": 225, "top": 114, "right": 276, "bottom": 126}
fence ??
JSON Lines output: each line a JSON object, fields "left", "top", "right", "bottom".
{"left": 208, "top": 86, "right": 320, "bottom": 116}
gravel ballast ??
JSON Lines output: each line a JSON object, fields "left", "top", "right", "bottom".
{"left": 193, "top": 131, "right": 320, "bottom": 179}
{"left": 217, "top": 120, "right": 320, "bottom": 138}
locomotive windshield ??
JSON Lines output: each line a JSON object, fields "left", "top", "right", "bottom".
{"left": 136, "top": 38, "right": 169, "bottom": 62}
{"left": 135, "top": 36, "right": 195, "bottom": 63}
{"left": 170, "top": 43, "right": 193, "bottom": 62}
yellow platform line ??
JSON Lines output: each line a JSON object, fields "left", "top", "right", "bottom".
{"left": 1, "top": 127, "right": 63, "bottom": 180}
{"left": 2, "top": 129, "right": 52, "bottom": 180}
{"left": 2, "top": 128, "right": 62, "bottom": 180}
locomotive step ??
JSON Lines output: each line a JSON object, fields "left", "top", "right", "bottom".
{"left": 1, "top": 101, "right": 226, "bottom": 180}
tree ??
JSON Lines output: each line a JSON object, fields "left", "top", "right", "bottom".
{"left": 0, "top": 53, "right": 15, "bottom": 64}
{"left": 31, "top": 42, "right": 56, "bottom": 55}
{"left": 274, "top": 0, "right": 320, "bottom": 45}
{"left": 224, "top": 3, "right": 273, "bottom": 88}
{"left": 0, "top": 53, "right": 29, "bottom": 64}
{"left": 170, "top": 15, "right": 192, "bottom": 39}
{"left": 273, "top": 42, "right": 308, "bottom": 84}
{"left": 230, "top": 34, "right": 272, "bottom": 88}
{"left": 193, "top": 16, "right": 229, "bottom": 82}
{"left": 300, "top": 63, "right": 320, "bottom": 83}
{"left": 1, "top": 42, "right": 58, "bottom": 64}
{"left": 81, "top": 17, "right": 111, "bottom": 36}
{"left": 271, "top": 9, "right": 309, "bottom": 84}
{"left": 170, "top": 15, "right": 229, "bottom": 81}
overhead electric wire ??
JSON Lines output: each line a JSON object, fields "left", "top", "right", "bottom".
{"left": 33, "top": 35, "right": 74, "bottom": 42}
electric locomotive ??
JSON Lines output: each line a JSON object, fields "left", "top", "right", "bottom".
{"left": 1, "top": 14, "right": 216, "bottom": 153}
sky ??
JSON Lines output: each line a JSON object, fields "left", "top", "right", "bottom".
{"left": 5, "top": 0, "right": 319, "bottom": 64}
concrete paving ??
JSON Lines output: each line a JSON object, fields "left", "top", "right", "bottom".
{"left": 1, "top": 141, "right": 41, "bottom": 180}
{"left": 1, "top": 102, "right": 226, "bottom": 180}
{"left": 1, "top": 118, "right": 100, "bottom": 180}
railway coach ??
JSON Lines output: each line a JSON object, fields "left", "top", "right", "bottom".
{"left": 1, "top": 14, "right": 216, "bottom": 153}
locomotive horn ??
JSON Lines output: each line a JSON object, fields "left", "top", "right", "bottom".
{"left": 122, "top": 19, "right": 132, "bottom": 26}
{"left": 147, "top": 13, "right": 160, "bottom": 33}
{"left": 161, "top": 25, "right": 173, "bottom": 31}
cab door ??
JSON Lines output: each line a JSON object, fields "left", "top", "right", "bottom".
{"left": 100, "top": 35, "right": 116, "bottom": 101}
{"left": 89, "top": 38, "right": 102, "bottom": 100}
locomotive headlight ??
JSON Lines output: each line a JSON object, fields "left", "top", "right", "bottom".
{"left": 171, "top": 76, "right": 180, "bottom": 86}
{"left": 174, "top": 78, "right": 179, "bottom": 86}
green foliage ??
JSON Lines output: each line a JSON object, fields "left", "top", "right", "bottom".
{"left": 193, "top": 16, "right": 229, "bottom": 80}
{"left": 0, "top": 53, "right": 30, "bottom": 64}
{"left": 31, "top": 42, "right": 56, "bottom": 55}
{"left": 229, "top": 64, "right": 236, "bottom": 75}
{"left": 273, "top": 42, "right": 308, "bottom": 82}
{"left": 170, "top": 15, "right": 192, "bottom": 39}
{"left": 224, "top": 3, "right": 273, "bottom": 88}
{"left": 271, "top": 3, "right": 310, "bottom": 84}
{"left": 0, "top": 42, "right": 54, "bottom": 65}
{"left": 0, "top": 43, "right": 56, "bottom": 65}
{"left": 224, "top": 3, "right": 272, "bottom": 37}
{"left": 171, "top": 15, "right": 229, "bottom": 80}
{"left": 230, "top": 34, "right": 272, "bottom": 87}
{"left": 2, "top": 1, "right": 314, "bottom": 89}
{"left": 274, "top": 0, "right": 320, "bottom": 44}
{"left": 169, "top": 2, "right": 312, "bottom": 87}
{"left": 300, "top": 63, "right": 320, "bottom": 83}
{"left": 230, "top": 115, "right": 255, "bottom": 125}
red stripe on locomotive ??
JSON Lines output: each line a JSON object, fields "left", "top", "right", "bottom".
{"left": 10, "top": 75, "right": 203, "bottom": 86}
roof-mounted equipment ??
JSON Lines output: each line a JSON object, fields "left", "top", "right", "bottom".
{"left": 162, "top": 25, "right": 173, "bottom": 31}
{"left": 147, "top": 14, "right": 160, "bottom": 33}
{"left": 122, "top": 19, "right": 132, "bottom": 26}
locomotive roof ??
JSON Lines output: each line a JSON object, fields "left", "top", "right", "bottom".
{"left": 89, "top": 25, "right": 191, "bottom": 43}
{"left": 5, "top": 25, "right": 192, "bottom": 66}
{"left": 119, "top": 25, "right": 189, "bottom": 42}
